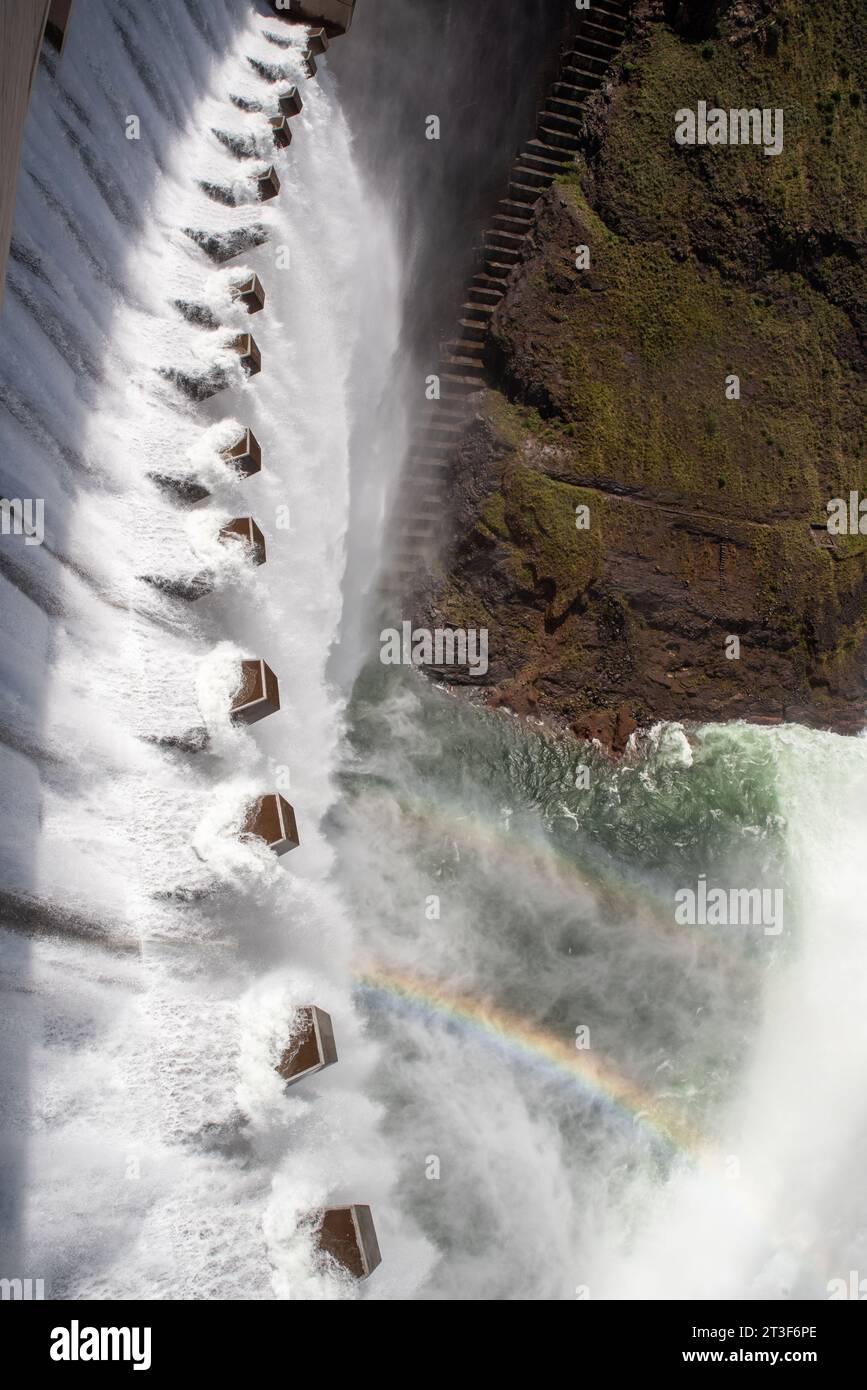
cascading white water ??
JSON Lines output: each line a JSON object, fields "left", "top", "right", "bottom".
{"left": 0, "top": 0, "right": 432, "bottom": 1300}
{"left": 585, "top": 726, "right": 867, "bottom": 1301}
{"left": 335, "top": 678, "right": 867, "bottom": 1301}
{"left": 4, "top": 1, "right": 866, "bottom": 1308}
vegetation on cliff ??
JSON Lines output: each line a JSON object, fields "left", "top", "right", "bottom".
{"left": 425, "top": 0, "right": 867, "bottom": 740}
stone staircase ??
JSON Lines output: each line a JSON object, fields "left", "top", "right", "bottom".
{"left": 385, "top": 0, "right": 633, "bottom": 597}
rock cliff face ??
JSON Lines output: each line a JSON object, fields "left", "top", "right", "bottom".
{"left": 418, "top": 0, "right": 867, "bottom": 743}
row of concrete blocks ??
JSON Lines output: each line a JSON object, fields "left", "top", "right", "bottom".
{"left": 27, "top": 0, "right": 377, "bottom": 1295}
{"left": 278, "top": 1007, "right": 380, "bottom": 1278}
{"left": 192, "top": 82, "right": 310, "bottom": 374}
{"left": 183, "top": 28, "right": 381, "bottom": 1283}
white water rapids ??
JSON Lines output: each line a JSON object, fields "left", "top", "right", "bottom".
{"left": 0, "top": 0, "right": 426, "bottom": 1300}
{"left": 1, "top": 0, "right": 866, "bottom": 1304}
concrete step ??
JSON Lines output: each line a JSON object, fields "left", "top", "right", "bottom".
{"left": 420, "top": 417, "right": 466, "bottom": 434}
{"left": 592, "top": 0, "right": 629, "bottom": 17}
{"left": 512, "top": 165, "right": 554, "bottom": 191}
{"left": 441, "top": 355, "right": 485, "bottom": 373}
{"left": 523, "top": 138, "right": 571, "bottom": 167}
{"left": 392, "top": 510, "right": 442, "bottom": 528}
{"left": 491, "top": 212, "right": 532, "bottom": 235}
{"left": 561, "top": 65, "right": 603, "bottom": 88}
{"left": 552, "top": 80, "right": 595, "bottom": 101}
{"left": 463, "top": 307, "right": 495, "bottom": 330}
{"left": 538, "top": 123, "right": 581, "bottom": 151}
{"left": 585, "top": 6, "right": 628, "bottom": 34}
{"left": 483, "top": 259, "right": 517, "bottom": 279}
{"left": 582, "top": 18, "right": 626, "bottom": 43}
{"left": 495, "top": 200, "right": 535, "bottom": 222}
{"left": 423, "top": 393, "right": 470, "bottom": 411}
{"left": 543, "top": 109, "right": 585, "bottom": 136}
{"left": 420, "top": 407, "right": 466, "bottom": 426}
{"left": 512, "top": 165, "right": 554, "bottom": 190}
{"left": 459, "top": 317, "right": 488, "bottom": 339}
{"left": 418, "top": 415, "right": 465, "bottom": 431}
{"left": 409, "top": 443, "right": 455, "bottom": 460}
{"left": 447, "top": 339, "right": 486, "bottom": 359}
{"left": 404, "top": 481, "right": 449, "bottom": 496}
{"left": 486, "top": 228, "right": 528, "bottom": 249}
{"left": 500, "top": 196, "right": 536, "bottom": 215}
{"left": 547, "top": 96, "right": 588, "bottom": 119}
{"left": 566, "top": 33, "right": 619, "bottom": 60}
{"left": 405, "top": 505, "right": 445, "bottom": 519}
{"left": 419, "top": 406, "right": 465, "bottom": 421}
{"left": 509, "top": 179, "right": 542, "bottom": 203}
{"left": 467, "top": 296, "right": 503, "bottom": 314}
{"left": 408, "top": 457, "right": 453, "bottom": 474}
{"left": 402, "top": 467, "right": 451, "bottom": 486}
{"left": 440, "top": 374, "right": 484, "bottom": 393}
{"left": 483, "top": 244, "right": 522, "bottom": 266}
{"left": 469, "top": 289, "right": 505, "bottom": 308}
{"left": 475, "top": 264, "right": 511, "bottom": 283}
{"left": 413, "top": 437, "right": 454, "bottom": 455}
{"left": 561, "top": 48, "right": 609, "bottom": 75}
{"left": 395, "top": 501, "right": 440, "bottom": 518}
{"left": 468, "top": 281, "right": 504, "bottom": 302}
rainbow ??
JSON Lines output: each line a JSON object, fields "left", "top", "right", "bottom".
{"left": 357, "top": 964, "right": 832, "bottom": 1277}
{"left": 356, "top": 962, "right": 705, "bottom": 1160}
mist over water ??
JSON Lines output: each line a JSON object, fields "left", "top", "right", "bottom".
{"left": 1, "top": 0, "right": 866, "bottom": 1306}
{"left": 335, "top": 670, "right": 867, "bottom": 1300}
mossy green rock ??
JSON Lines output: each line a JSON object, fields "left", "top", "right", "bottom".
{"left": 421, "top": 0, "right": 867, "bottom": 740}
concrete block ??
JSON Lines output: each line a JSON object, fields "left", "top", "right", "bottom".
{"left": 230, "top": 332, "right": 261, "bottom": 376}
{"left": 230, "top": 658, "right": 280, "bottom": 724}
{"left": 257, "top": 165, "right": 281, "bottom": 200}
{"left": 317, "top": 1205, "right": 381, "bottom": 1280}
{"left": 220, "top": 428, "right": 262, "bottom": 478}
{"left": 219, "top": 515, "right": 267, "bottom": 566}
{"left": 233, "top": 273, "right": 265, "bottom": 314}
{"left": 269, "top": 115, "right": 293, "bottom": 149}
{"left": 278, "top": 1005, "right": 336, "bottom": 1082}
{"left": 243, "top": 793, "right": 300, "bottom": 859}
{"left": 278, "top": 86, "right": 303, "bottom": 118}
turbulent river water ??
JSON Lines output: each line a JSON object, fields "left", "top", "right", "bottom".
{"left": 339, "top": 673, "right": 867, "bottom": 1299}
{"left": 1, "top": 0, "right": 865, "bottom": 1303}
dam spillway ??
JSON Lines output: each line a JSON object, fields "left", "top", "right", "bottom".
{"left": 0, "top": 0, "right": 391, "bottom": 1298}
{"left": 2, "top": 0, "right": 867, "bottom": 1325}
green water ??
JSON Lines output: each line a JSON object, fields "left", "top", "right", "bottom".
{"left": 330, "top": 666, "right": 867, "bottom": 1298}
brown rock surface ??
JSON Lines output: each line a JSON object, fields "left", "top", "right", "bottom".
{"left": 412, "top": 1, "right": 867, "bottom": 747}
